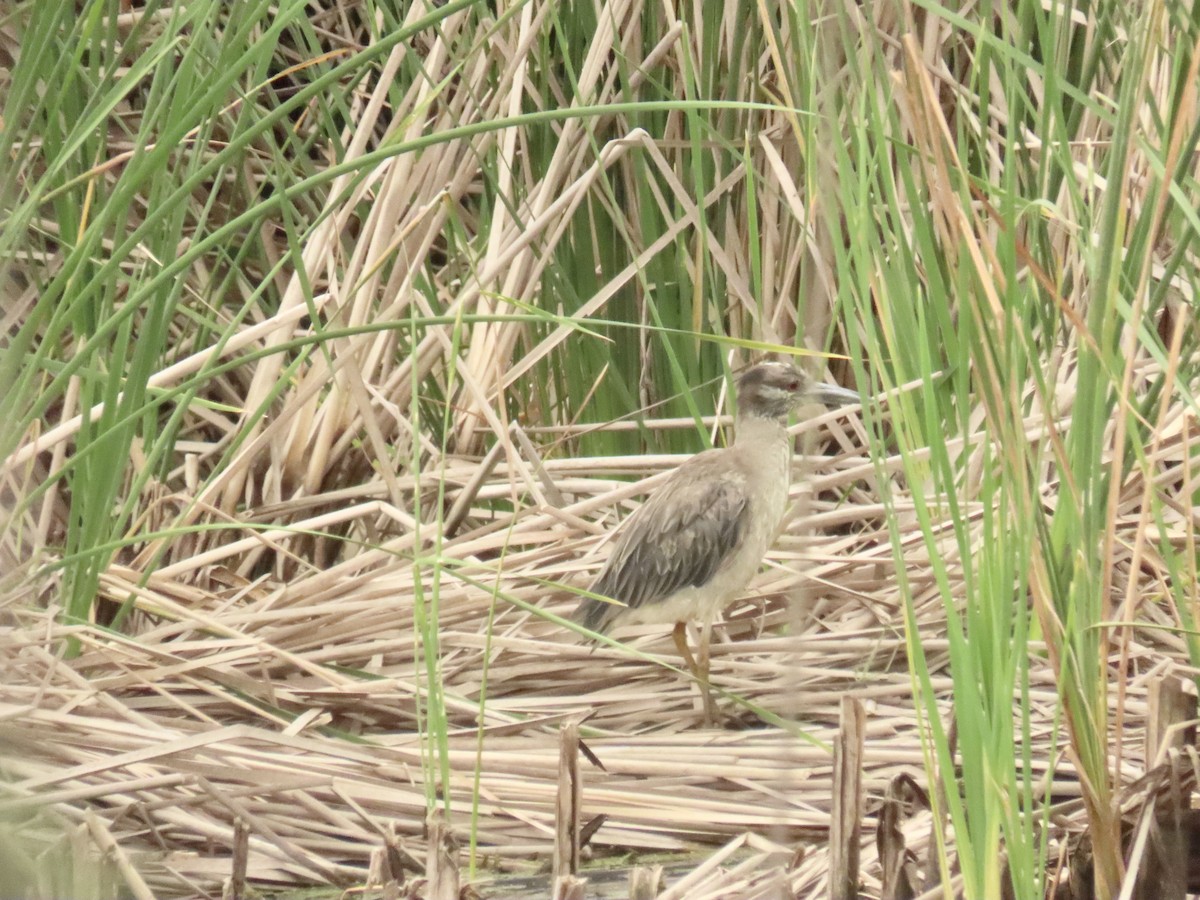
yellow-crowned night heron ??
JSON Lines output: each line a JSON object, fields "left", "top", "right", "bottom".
{"left": 574, "top": 360, "right": 858, "bottom": 717}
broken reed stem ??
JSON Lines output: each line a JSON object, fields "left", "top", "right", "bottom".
{"left": 222, "top": 818, "right": 248, "bottom": 900}
{"left": 551, "top": 875, "right": 588, "bottom": 899}
{"left": 554, "top": 718, "right": 582, "bottom": 881}
{"left": 1129, "top": 675, "right": 1196, "bottom": 900}
{"left": 830, "top": 695, "right": 865, "bottom": 900}
{"left": 425, "top": 809, "right": 460, "bottom": 900}
{"left": 1146, "top": 676, "right": 1197, "bottom": 767}
{"left": 629, "top": 864, "right": 664, "bottom": 899}
{"left": 877, "top": 774, "right": 926, "bottom": 900}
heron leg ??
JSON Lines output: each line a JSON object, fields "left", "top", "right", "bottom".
{"left": 672, "top": 621, "right": 719, "bottom": 725}
{"left": 671, "top": 621, "right": 698, "bottom": 675}
{"left": 697, "top": 619, "right": 718, "bottom": 725}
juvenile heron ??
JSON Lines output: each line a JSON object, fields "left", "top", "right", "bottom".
{"left": 574, "top": 361, "right": 858, "bottom": 717}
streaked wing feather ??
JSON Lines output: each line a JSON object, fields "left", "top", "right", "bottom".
{"left": 577, "top": 451, "right": 749, "bottom": 631}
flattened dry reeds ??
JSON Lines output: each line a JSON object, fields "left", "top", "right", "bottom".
{"left": 1, "top": 396, "right": 1192, "bottom": 895}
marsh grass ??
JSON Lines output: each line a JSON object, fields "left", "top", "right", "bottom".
{"left": 1, "top": 0, "right": 1197, "bottom": 897}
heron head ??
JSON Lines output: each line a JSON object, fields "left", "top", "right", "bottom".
{"left": 736, "top": 361, "right": 858, "bottom": 421}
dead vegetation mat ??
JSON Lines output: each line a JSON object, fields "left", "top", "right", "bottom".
{"left": 3, "top": 408, "right": 1196, "bottom": 898}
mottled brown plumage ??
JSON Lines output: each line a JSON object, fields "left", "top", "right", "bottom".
{"left": 575, "top": 361, "right": 857, "bottom": 636}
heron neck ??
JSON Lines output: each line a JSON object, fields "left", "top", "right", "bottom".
{"left": 733, "top": 412, "right": 789, "bottom": 449}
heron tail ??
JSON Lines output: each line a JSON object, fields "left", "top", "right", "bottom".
{"left": 571, "top": 594, "right": 620, "bottom": 638}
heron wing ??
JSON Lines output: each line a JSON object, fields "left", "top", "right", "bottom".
{"left": 578, "top": 450, "right": 750, "bottom": 632}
